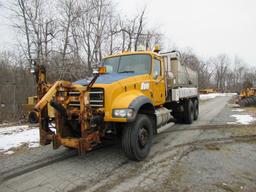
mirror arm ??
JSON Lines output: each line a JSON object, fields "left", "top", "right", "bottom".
{"left": 156, "top": 77, "right": 164, "bottom": 84}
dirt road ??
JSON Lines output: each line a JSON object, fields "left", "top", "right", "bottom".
{"left": 1, "top": 96, "right": 256, "bottom": 192}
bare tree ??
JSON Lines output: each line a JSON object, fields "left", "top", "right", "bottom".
{"left": 180, "top": 49, "right": 213, "bottom": 89}
{"left": 15, "top": 0, "right": 33, "bottom": 64}
{"left": 134, "top": 9, "right": 145, "bottom": 51}
{"left": 106, "top": 8, "right": 119, "bottom": 55}
{"left": 11, "top": 0, "right": 57, "bottom": 66}
{"left": 213, "top": 54, "right": 230, "bottom": 90}
{"left": 58, "top": 0, "right": 79, "bottom": 79}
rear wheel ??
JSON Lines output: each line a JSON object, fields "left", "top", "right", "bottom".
{"left": 172, "top": 112, "right": 183, "bottom": 123}
{"left": 122, "top": 114, "right": 153, "bottom": 161}
{"left": 171, "top": 103, "right": 184, "bottom": 123}
{"left": 184, "top": 99, "right": 194, "bottom": 124}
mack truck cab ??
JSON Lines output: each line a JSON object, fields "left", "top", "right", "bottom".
{"left": 32, "top": 48, "right": 199, "bottom": 161}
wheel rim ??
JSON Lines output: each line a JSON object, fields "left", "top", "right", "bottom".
{"left": 138, "top": 126, "right": 149, "bottom": 148}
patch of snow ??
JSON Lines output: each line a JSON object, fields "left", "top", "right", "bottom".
{"left": 0, "top": 125, "right": 39, "bottom": 152}
{"left": 200, "top": 93, "right": 237, "bottom": 101}
{"left": 0, "top": 123, "right": 9, "bottom": 126}
{"left": 0, "top": 125, "right": 31, "bottom": 135}
{"left": 230, "top": 114, "right": 255, "bottom": 125}
{"left": 4, "top": 150, "right": 15, "bottom": 155}
{"left": 227, "top": 122, "right": 237, "bottom": 125}
{"left": 232, "top": 109, "right": 245, "bottom": 112}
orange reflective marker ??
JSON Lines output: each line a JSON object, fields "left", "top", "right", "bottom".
{"left": 98, "top": 66, "right": 106, "bottom": 74}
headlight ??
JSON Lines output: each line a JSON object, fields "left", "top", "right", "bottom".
{"left": 113, "top": 109, "right": 134, "bottom": 118}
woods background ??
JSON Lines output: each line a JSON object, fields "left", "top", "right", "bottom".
{"left": 0, "top": 0, "right": 255, "bottom": 121}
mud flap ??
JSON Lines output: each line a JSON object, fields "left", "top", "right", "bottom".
{"left": 39, "top": 128, "right": 52, "bottom": 145}
{"left": 39, "top": 108, "right": 53, "bottom": 145}
{"left": 52, "top": 135, "right": 61, "bottom": 149}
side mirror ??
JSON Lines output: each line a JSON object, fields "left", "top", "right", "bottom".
{"left": 153, "top": 71, "right": 159, "bottom": 80}
{"left": 93, "top": 66, "right": 106, "bottom": 75}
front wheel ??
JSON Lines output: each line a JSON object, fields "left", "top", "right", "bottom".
{"left": 122, "top": 114, "right": 153, "bottom": 161}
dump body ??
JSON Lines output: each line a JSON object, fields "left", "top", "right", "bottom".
{"left": 34, "top": 50, "right": 199, "bottom": 159}
{"left": 161, "top": 52, "right": 198, "bottom": 103}
{"left": 162, "top": 52, "right": 198, "bottom": 88}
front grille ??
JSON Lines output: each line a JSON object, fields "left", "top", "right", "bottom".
{"left": 68, "top": 101, "right": 80, "bottom": 107}
{"left": 68, "top": 91, "right": 81, "bottom": 109}
{"left": 69, "top": 91, "right": 80, "bottom": 96}
{"left": 89, "top": 88, "right": 104, "bottom": 107}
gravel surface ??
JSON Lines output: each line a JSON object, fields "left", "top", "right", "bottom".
{"left": 1, "top": 95, "right": 256, "bottom": 192}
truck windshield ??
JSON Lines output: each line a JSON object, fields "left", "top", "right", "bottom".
{"left": 102, "top": 54, "right": 151, "bottom": 74}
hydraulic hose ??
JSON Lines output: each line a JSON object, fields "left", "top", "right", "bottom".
{"left": 50, "top": 101, "right": 68, "bottom": 124}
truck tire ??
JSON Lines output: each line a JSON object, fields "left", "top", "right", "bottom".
{"left": 172, "top": 112, "right": 183, "bottom": 123}
{"left": 193, "top": 99, "right": 199, "bottom": 121}
{"left": 28, "top": 111, "right": 38, "bottom": 124}
{"left": 122, "top": 114, "right": 153, "bottom": 161}
{"left": 184, "top": 99, "right": 194, "bottom": 124}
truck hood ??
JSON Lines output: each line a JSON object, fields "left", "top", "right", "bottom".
{"left": 74, "top": 73, "right": 138, "bottom": 85}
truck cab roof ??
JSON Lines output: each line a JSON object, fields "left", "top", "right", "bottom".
{"left": 103, "top": 50, "right": 161, "bottom": 60}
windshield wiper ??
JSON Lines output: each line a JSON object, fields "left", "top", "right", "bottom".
{"left": 118, "top": 70, "right": 135, "bottom": 73}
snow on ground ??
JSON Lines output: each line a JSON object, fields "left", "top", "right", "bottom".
{"left": 0, "top": 123, "right": 9, "bottom": 127}
{"left": 0, "top": 125, "right": 39, "bottom": 154}
{"left": 200, "top": 93, "right": 237, "bottom": 100}
{"left": 4, "top": 151, "right": 15, "bottom": 155}
{"left": 228, "top": 114, "right": 256, "bottom": 125}
{"left": 232, "top": 109, "right": 245, "bottom": 112}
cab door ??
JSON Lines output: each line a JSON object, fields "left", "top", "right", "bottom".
{"left": 152, "top": 57, "right": 166, "bottom": 105}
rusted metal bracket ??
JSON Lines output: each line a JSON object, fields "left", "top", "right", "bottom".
{"left": 39, "top": 128, "right": 53, "bottom": 145}
{"left": 52, "top": 135, "right": 61, "bottom": 149}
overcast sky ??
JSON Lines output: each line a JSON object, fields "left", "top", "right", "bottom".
{"left": 0, "top": 0, "right": 255, "bottom": 65}
{"left": 115, "top": 0, "right": 256, "bottom": 65}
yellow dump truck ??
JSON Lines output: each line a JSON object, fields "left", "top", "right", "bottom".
{"left": 30, "top": 48, "right": 199, "bottom": 160}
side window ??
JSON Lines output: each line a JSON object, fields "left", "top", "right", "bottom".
{"left": 153, "top": 59, "right": 161, "bottom": 77}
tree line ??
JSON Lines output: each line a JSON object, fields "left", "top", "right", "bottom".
{"left": 9, "top": 0, "right": 161, "bottom": 81}
{"left": 0, "top": 0, "right": 255, "bottom": 121}
{"left": 180, "top": 48, "right": 256, "bottom": 92}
